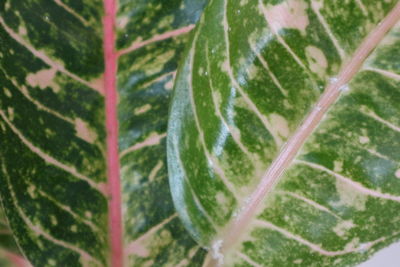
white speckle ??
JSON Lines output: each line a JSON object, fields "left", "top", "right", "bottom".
{"left": 329, "top": 77, "right": 338, "bottom": 84}
{"left": 339, "top": 84, "right": 349, "bottom": 91}
{"left": 211, "top": 49, "right": 216, "bottom": 54}
{"left": 358, "top": 243, "right": 369, "bottom": 253}
{"left": 211, "top": 240, "right": 224, "bottom": 266}
{"left": 395, "top": 169, "right": 400, "bottom": 178}
{"left": 237, "top": 10, "right": 241, "bottom": 14}
{"left": 359, "top": 136, "right": 370, "bottom": 144}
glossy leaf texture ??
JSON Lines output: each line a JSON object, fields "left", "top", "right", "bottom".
{"left": 168, "top": 0, "right": 400, "bottom": 266}
{"left": 117, "top": 0, "right": 208, "bottom": 266}
{"left": 0, "top": 0, "right": 207, "bottom": 266}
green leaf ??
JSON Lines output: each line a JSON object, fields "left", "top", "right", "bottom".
{"left": 0, "top": 207, "right": 30, "bottom": 267}
{"left": 168, "top": 0, "right": 400, "bottom": 266}
{"left": 0, "top": 0, "right": 206, "bottom": 266}
{"left": 117, "top": 0, "right": 208, "bottom": 266}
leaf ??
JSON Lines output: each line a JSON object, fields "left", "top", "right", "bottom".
{"left": 168, "top": 0, "right": 400, "bottom": 266}
{"left": 0, "top": 0, "right": 206, "bottom": 266}
{"left": 0, "top": 207, "right": 30, "bottom": 267}
{"left": 117, "top": 0, "right": 208, "bottom": 266}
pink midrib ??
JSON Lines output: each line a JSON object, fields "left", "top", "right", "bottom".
{"left": 103, "top": 0, "right": 123, "bottom": 266}
{"left": 207, "top": 2, "right": 400, "bottom": 265}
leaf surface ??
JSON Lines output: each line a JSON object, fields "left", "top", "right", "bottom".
{"left": 168, "top": 0, "right": 400, "bottom": 266}
{"left": 0, "top": 207, "right": 30, "bottom": 267}
{"left": 0, "top": 0, "right": 207, "bottom": 266}
{"left": 117, "top": 0, "right": 208, "bottom": 266}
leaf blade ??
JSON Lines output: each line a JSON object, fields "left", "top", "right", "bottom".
{"left": 168, "top": 0, "right": 400, "bottom": 266}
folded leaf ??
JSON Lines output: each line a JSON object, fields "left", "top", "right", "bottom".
{"left": 0, "top": 0, "right": 206, "bottom": 266}
{"left": 117, "top": 0, "right": 208, "bottom": 266}
{"left": 168, "top": 0, "right": 400, "bottom": 266}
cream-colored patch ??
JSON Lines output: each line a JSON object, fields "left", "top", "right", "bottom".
{"left": 345, "top": 237, "right": 360, "bottom": 251}
{"left": 3, "top": 88, "right": 11, "bottom": 98}
{"left": 395, "top": 169, "right": 400, "bottom": 179}
{"left": 262, "top": 0, "right": 310, "bottom": 35}
{"left": 335, "top": 179, "right": 367, "bottom": 211}
{"left": 198, "top": 67, "right": 204, "bottom": 76}
{"left": 293, "top": 259, "right": 303, "bottom": 264}
{"left": 247, "top": 63, "right": 259, "bottom": 80}
{"left": 26, "top": 68, "right": 60, "bottom": 92}
{"left": 50, "top": 215, "right": 58, "bottom": 225}
{"left": 240, "top": 0, "right": 249, "bottom": 6}
{"left": 70, "top": 225, "right": 78, "bottom": 233}
{"left": 269, "top": 113, "right": 290, "bottom": 139}
{"left": 165, "top": 79, "right": 174, "bottom": 90}
{"left": 27, "top": 185, "right": 37, "bottom": 198}
{"left": 85, "top": 211, "right": 93, "bottom": 219}
{"left": 117, "top": 16, "right": 129, "bottom": 29}
{"left": 18, "top": 25, "right": 27, "bottom": 35}
{"left": 128, "top": 241, "right": 150, "bottom": 257}
{"left": 137, "top": 50, "right": 175, "bottom": 76}
{"left": 7, "top": 107, "right": 14, "bottom": 121}
{"left": 334, "top": 161, "right": 343, "bottom": 173}
{"left": 88, "top": 76, "right": 105, "bottom": 95}
{"left": 359, "top": 136, "right": 370, "bottom": 144}
{"left": 134, "top": 104, "right": 151, "bottom": 115}
{"left": 333, "top": 220, "right": 355, "bottom": 237}
{"left": 148, "top": 161, "right": 163, "bottom": 182}
{"left": 216, "top": 192, "right": 229, "bottom": 207}
{"left": 306, "top": 46, "right": 328, "bottom": 78}
{"left": 75, "top": 119, "right": 97, "bottom": 143}
{"left": 221, "top": 59, "right": 230, "bottom": 74}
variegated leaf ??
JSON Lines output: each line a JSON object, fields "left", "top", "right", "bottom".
{"left": 117, "top": 0, "right": 208, "bottom": 266}
{"left": 168, "top": 0, "right": 400, "bottom": 266}
{"left": 0, "top": 0, "right": 206, "bottom": 266}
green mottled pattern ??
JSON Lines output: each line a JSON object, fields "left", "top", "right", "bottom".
{"left": 0, "top": 1, "right": 108, "bottom": 266}
{"left": 168, "top": 0, "right": 400, "bottom": 266}
{"left": 117, "top": 0, "right": 208, "bottom": 266}
{"left": 233, "top": 22, "right": 400, "bottom": 267}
